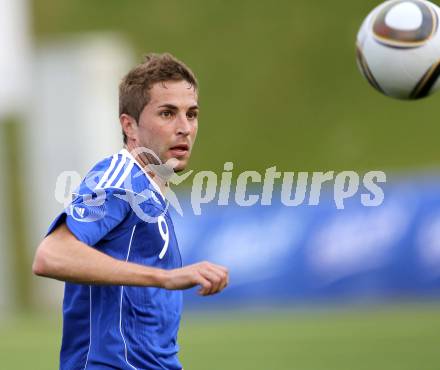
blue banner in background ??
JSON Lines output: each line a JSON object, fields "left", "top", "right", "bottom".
{"left": 172, "top": 178, "right": 440, "bottom": 307}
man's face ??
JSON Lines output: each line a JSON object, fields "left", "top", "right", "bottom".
{"left": 130, "top": 80, "right": 198, "bottom": 172}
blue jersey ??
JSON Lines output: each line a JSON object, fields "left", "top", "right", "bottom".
{"left": 47, "top": 149, "right": 183, "bottom": 370}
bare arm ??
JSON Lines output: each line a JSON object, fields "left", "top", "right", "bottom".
{"left": 32, "top": 223, "right": 228, "bottom": 296}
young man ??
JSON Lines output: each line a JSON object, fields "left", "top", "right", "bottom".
{"left": 32, "top": 53, "right": 229, "bottom": 370}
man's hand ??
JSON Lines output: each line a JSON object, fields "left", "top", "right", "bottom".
{"left": 162, "top": 262, "right": 229, "bottom": 296}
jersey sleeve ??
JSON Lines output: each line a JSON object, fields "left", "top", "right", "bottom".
{"left": 47, "top": 187, "right": 131, "bottom": 246}
{"left": 46, "top": 151, "right": 168, "bottom": 245}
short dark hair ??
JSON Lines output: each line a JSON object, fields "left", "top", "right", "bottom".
{"left": 119, "top": 53, "right": 198, "bottom": 144}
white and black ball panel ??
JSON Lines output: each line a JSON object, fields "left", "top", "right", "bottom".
{"left": 356, "top": 45, "right": 386, "bottom": 94}
{"left": 427, "top": 62, "right": 440, "bottom": 96}
{"left": 372, "top": 0, "right": 437, "bottom": 48}
{"left": 409, "top": 58, "right": 440, "bottom": 97}
{"left": 356, "top": 0, "right": 440, "bottom": 99}
{"left": 361, "top": 33, "right": 425, "bottom": 98}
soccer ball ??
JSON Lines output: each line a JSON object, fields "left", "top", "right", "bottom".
{"left": 356, "top": 0, "right": 440, "bottom": 99}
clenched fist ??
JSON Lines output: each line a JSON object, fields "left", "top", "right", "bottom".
{"left": 161, "top": 261, "right": 229, "bottom": 296}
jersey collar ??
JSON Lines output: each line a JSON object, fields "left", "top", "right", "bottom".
{"left": 119, "top": 148, "right": 166, "bottom": 202}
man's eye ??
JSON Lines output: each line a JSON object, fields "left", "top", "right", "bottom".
{"left": 160, "top": 111, "right": 173, "bottom": 118}
{"left": 187, "top": 111, "right": 198, "bottom": 119}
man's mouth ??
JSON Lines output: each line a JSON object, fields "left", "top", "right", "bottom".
{"left": 169, "top": 144, "right": 189, "bottom": 157}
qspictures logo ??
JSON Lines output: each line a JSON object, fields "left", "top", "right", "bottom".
{"left": 184, "top": 164, "right": 385, "bottom": 214}
{"left": 54, "top": 147, "right": 386, "bottom": 223}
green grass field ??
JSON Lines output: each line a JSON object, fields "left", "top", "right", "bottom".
{"left": 1, "top": 303, "right": 439, "bottom": 370}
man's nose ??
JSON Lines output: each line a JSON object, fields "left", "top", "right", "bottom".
{"left": 176, "top": 113, "right": 191, "bottom": 135}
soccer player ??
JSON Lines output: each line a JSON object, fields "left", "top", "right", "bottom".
{"left": 32, "top": 53, "right": 229, "bottom": 370}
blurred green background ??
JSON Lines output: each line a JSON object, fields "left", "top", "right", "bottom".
{"left": 2, "top": 1, "right": 440, "bottom": 369}
{"left": 32, "top": 0, "right": 440, "bottom": 173}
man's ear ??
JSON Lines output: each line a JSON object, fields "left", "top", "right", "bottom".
{"left": 120, "top": 114, "right": 137, "bottom": 143}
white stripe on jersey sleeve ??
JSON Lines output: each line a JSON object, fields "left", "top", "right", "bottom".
{"left": 114, "top": 160, "right": 135, "bottom": 188}
{"left": 104, "top": 156, "right": 127, "bottom": 188}
{"left": 95, "top": 154, "right": 118, "bottom": 189}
